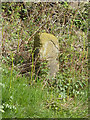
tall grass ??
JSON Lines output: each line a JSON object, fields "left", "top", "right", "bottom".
{"left": 1, "top": 64, "right": 88, "bottom": 118}
{"left": 10, "top": 52, "right": 14, "bottom": 89}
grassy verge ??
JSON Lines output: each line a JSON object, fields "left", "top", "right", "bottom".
{"left": 2, "top": 65, "right": 88, "bottom": 118}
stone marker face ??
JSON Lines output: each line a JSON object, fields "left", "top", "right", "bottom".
{"left": 34, "top": 33, "right": 59, "bottom": 78}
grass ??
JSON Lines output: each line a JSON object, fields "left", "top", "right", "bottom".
{"left": 2, "top": 64, "right": 88, "bottom": 118}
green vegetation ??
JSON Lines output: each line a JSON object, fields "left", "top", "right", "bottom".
{"left": 2, "top": 65, "right": 88, "bottom": 118}
{"left": 1, "top": 2, "right": 88, "bottom": 118}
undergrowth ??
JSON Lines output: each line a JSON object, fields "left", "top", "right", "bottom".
{"left": 1, "top": 2, "right": 88, "bottom": 119}
{"left": 2, "top": 65, "right": 88, "bottom": 118}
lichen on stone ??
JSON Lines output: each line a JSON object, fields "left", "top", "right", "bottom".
{"left": 34, "top": 32, "right": 59, "bottom": 78}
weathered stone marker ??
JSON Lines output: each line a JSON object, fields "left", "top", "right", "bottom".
{"left": 34, "top": 32, "right": 59, "bottom": 78}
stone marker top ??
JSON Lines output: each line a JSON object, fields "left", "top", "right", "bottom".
{"left": 40, "top": 33, "right": 59, "bottom": 47}
{"left": 39, "top": 33, "right": 59, "bottom": 59}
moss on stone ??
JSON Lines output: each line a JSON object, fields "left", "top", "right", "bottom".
{"left": 39, "top": 33, "right": 59, "bottom": 59}
{"left": 34, "top": 32, "right": 59, "bottom": 77}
